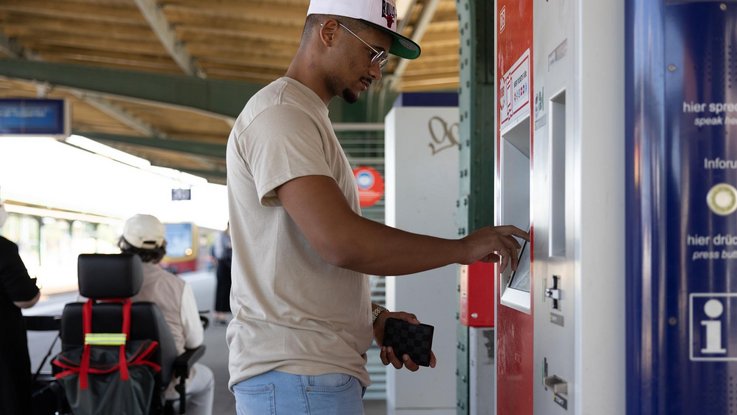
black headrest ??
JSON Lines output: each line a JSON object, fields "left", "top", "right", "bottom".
{"left": 78, "top": 253, "right": 144, "bottom": 299}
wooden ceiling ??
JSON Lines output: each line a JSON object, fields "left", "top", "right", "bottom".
{"left": 0, "top": 0, "right": 460, "bottom": 184}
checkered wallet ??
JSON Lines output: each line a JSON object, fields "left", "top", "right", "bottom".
{"left": 382, "top": 317, "right": 434, "bottom": 367}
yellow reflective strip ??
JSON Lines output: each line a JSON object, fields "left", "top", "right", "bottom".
{"left": 84, "top": 333, "right": 127, "bottom": 346}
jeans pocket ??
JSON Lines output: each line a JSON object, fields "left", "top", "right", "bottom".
{"left": 233, "top": 382, "right": 276, "bottom": 415}
{"left": 305, "top": 374, "right": 363, "bottom": 415}
{"left": 306, "top": 373, "right": 354, "bottom": 391}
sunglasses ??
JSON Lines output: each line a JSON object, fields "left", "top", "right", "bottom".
{"left": 337, "top": 22, "right": 389, "bottom": 69}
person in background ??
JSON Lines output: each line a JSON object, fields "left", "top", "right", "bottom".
{"left": 225, "top": 0, "right": 529, "bottom": 413}
{"left": 212, "top": 223, "right": 232, "bottom": 325}
{"left": 118, "top": 213, "right": 214, "bottom": 415}
{"left": 0, "top": 197, "right": 41, "bottom": 415}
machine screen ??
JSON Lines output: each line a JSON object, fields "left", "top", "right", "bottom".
{"left": 508, "top": 239, "right": 530, "bottom": 292}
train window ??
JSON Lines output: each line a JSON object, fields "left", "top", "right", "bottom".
{"left": 95, "top": 223, "right": 120, "bottom": 253}
{"left": 162, "top": 223, "right": 200, "bottom": 273}
{"left": 1, "top": 208, "right": 121, "bottom": 293}
{"left": 165, "top": 223, "right": 195, "bottom": 258}
{"left": 72, "top": 220, "right": 98, "bottom": 254}
{"left": 40, "top": 218, "right": 75, "bottom": 292}
{"left": 1, "top": 213, "right": 41, "bottom": 278}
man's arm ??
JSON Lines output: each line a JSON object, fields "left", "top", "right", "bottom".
{"left": 3, "top": 250, "right": 41, "bottom": 309}
{"left": 275, "top": 175, "right": 528, "bottom": 276}
{"left": 14, "top": 290, "right": 40, "bottom": 309}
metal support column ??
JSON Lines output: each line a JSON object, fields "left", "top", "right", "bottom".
{"left": 456, "top": 1, "right": 496, "bottom": 414}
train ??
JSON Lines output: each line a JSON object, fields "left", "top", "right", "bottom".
{"left": 160, "top": 222, "right": 218, "bottom": 275}
{"left": 0, "top": 202, "right": 217, "bottom": 294}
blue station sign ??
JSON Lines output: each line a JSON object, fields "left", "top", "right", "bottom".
{"left": 0, "top": 98, "right": 69, "bottom": 136}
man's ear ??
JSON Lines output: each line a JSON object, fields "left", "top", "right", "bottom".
{"left": 319, "top": 19, "right": 340, "bottom": 46}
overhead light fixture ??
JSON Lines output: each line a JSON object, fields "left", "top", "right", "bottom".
{"left": 65, "top": 134, "right": 151, "bottom": 169}
{"left": 146, "top": 165, "right": 207, "bottom": 186}
{"left": 3, "top": 201, "right": 121, "bottom": 225}
{"left": 66, "top": 134, "right": 207, "bottom": 186}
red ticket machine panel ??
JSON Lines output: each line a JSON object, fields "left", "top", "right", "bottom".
{"left": 460, "top": 262, "right": 495, "bottom": 327}
{"left": 496, "top": 0, "right": 534, "bottom": 414}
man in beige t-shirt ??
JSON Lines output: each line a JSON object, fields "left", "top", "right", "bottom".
{"left": 226, "top": 1, "right": 528, "bottom": 413}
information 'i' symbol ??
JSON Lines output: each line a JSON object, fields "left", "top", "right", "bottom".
{"left": 701, "top": 299, "right": 727, "bottom": 354}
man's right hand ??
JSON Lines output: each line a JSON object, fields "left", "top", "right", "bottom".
{"left": 460, "top": 225, "right": 530, "bottom": 272}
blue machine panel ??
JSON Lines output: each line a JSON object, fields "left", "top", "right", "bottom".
{"left": 627, "top": 1, "right": 737, "bottom": 414}
{"left": 0, "top": 98, "right": 68, "bottom": 135}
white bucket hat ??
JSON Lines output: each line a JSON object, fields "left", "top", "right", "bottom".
{"left": 307, "top": 0, "right": 421, "bottom": 59}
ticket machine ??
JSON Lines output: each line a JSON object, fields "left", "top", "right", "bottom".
{"left": 494, "top": 1, "right": 625, "bottom": 414}
{"left": 493, "top": 1, "right": 737, "bottom": 414}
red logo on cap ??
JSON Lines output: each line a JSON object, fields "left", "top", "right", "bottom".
{"left": 382, "top": 0, "right": 397, "bottom": 28}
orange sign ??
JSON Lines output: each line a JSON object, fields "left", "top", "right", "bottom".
{"left": 353, "top": 166, "right": 384, "bottom": 207}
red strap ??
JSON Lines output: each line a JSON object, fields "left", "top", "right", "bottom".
{"left": 118, "top": 344, "right": 129, "bottom": 381}
{"left": 121, "top": 299, "right": 131, "bottom": 337}
{"left": 73, "top": 298, "right": 158, "bottom": 387}
{"left": 55, "top": 369, "right": 78, "bottom": 380}
{"left": 83, "top": 299, "right": 93, "bottom": 335}
{"left": 118, "top": 299, "right": 131, "bottom": 381}
{"left": 54, "top": 339, "right": 162, "bottom": 379}
{"left": 78, "top": 300, "right": 94, "bottom": 389}
{"left": 79, "top": 299, "right": 135, "bottom": 387}
{"left": 131, "top": 341, "right": 161, "bottom": 373}
{"left": 137, "top": 360, "right": 161, "bottom": 373}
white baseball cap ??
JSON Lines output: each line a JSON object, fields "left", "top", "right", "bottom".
{"left": 122, "top": 214, "right": 165, "bottom": 250}
{"left": 307, "top": 0, "right": 421, "bottom": 59}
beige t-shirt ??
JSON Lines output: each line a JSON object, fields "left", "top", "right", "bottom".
{"left": 225, "top": 77, "right": 372, "bottom": 389}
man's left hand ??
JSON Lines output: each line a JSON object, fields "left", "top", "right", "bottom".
{"left": 372, "top": 310, "right": 437, "bottom": 371}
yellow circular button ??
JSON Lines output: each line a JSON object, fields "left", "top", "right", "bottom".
{"left": 707, "top": 183, "right": 737, "bottom": 216}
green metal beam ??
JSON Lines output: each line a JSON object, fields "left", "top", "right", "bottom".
{"left": 463, "top": 3, "right": 495, "bottom": 231}
{"left": 0, "top": 58, "right": 372, "bottom": 121}
{"left": 71, "top": 131, "right": 227, "bottom": 183}
{"left": 177, "top": 168, "right": 226, "bottom": 182}
{"left": 0, "top": 58, "right": 256, "bottom": 118}
{"left": 456, "top": 1, "right": 496, "bottom": 415}
{"left": 77, "top": 131, "right": 226, "bottom": 159}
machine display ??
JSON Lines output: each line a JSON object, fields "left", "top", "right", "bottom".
{"left": 508, "top": 240, "right": 530, "bottom": 292}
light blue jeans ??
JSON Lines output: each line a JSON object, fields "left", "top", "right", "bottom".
{"left": 233, "top": 371, "right": 365, "bottom": 415}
